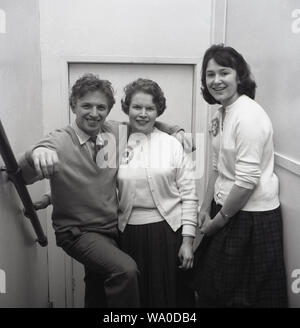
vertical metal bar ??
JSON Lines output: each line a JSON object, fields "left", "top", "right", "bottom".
{"left": 0, "top": 119, "right": 48, "bottom": 247}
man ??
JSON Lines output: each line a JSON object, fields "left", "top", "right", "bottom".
{"left": 19, "top": 73, "right": 184, "bottom": 307}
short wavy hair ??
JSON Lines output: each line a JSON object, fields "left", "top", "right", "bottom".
{"left": 69, "top": 73, "right": 115, "bottom": 110}
{"left": 201, "top": 44, "right": 257, "bottom": 104}
{"left": 121, "top": 78, "right": 166, "bottom": 117}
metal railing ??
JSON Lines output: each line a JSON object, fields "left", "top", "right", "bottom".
{"left": 0, "top": 119, "right": 47, "bottom": 247}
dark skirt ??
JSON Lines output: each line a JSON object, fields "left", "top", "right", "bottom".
{"left": 192, "top": 201, "right": 288, "bottom": 308}
{"left": 120, "top": 220, "right": 195, "bottom": 308}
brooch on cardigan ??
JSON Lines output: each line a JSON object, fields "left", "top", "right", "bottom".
{"left": 121, "top": 146, "right": 134, "bottom": 164}
{"left": 209, "top": 117, "right": 220, "bottom": 137}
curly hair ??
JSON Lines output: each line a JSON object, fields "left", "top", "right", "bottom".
{"left": 201, "top": 44, "right": 257, "bottom": 104}
{"left": 121, "top": 78, "right": 166, "bottom": 117}
{"left": 69, "top": 73, "right": 115, "bottom": 110}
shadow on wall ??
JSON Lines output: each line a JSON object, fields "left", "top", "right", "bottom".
{"left": 0, "top": 169, "right": 38, "bottom": 247}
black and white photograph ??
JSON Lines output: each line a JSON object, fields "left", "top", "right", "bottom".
{"left": 0, "top": 0, "right": 299, "bottom": 318}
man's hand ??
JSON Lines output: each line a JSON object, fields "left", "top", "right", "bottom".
{"left": 173, "top": 130, "right": 194, "bottom": 153}
{"left": 33, "top": 194, "right": 51, "bottom": 210}
{"left": 32, "top": 147, "right": 59, "bottom": 179}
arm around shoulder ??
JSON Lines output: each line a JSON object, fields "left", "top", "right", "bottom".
{"left": 154, "top": 120, "right": 183, "bottom": 135}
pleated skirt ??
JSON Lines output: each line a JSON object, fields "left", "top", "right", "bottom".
{"left": 192, "top": 201, "right": 288, "bottom": 308}
{"left": 120, "top": 220, "right": 195, "bottom": 308}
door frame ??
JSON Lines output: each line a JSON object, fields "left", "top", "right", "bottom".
{"left": 60, "top": 55, "right": 205, "bottom": 131}
{"left": 56, "top": 55, "right": 208, "bottom": 307}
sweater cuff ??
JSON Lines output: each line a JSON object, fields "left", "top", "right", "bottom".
{"left": 24, "top": 148, "right": 35, "bottom": 168}
{"left": 182, "top": 224, "right": 196, "bottom": 237}
{"left": 235, "top": 180, "right": 255, "bottom": 190}
{"left": 19, "top": 148, "right": 42, "bottom": 184}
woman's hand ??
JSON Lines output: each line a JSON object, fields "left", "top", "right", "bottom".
{"left": 197, "top": 210, "right": 211, "bottom": 229}
{"left": 178, "top": 236, "right": 194, "bottom": 270}
{"left": 200, "top": 212, "right": 226, "bottom": 237}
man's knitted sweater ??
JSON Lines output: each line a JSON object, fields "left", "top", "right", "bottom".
{"left": 19, "top": 121, "right": 122, "bottom": 234}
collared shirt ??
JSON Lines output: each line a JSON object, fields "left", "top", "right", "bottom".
{"left": 72, "top": 121, "right": 104, "bottom": 161}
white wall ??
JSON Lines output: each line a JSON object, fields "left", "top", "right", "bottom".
{"left": 38, "top": 0, "right": 213, "bottom": 307}
{"left": 39, "top": 0, "right": 212, "bottom": 132}
{"left": 0, "top": 0, "right": 48, "bottom": 307}
{"left": 224, "top": 0, "right": 300, "bottom": 307}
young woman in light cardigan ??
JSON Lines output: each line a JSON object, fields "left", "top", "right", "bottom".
{"left": 193, "top": 44, "right": 287, "bottom": 308}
